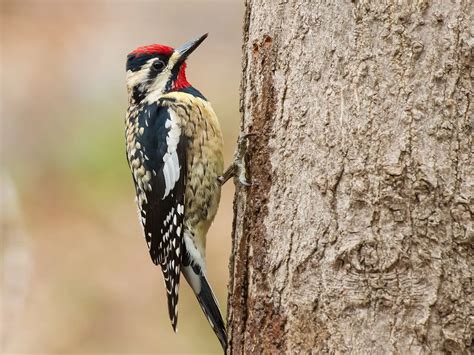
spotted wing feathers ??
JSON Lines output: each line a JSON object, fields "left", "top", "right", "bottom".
{"left": 132, "top": 103, "right": 186, "bottom": 330}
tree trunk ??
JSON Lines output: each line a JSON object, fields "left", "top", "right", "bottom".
{"left": 227, "top": 0, "right": 473, "bottom": 353}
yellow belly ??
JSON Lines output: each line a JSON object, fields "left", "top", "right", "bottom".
{"left": 185, "top": 133, "right": 223, "bottom": 242}
{"left": 159, "top": 92, "right": 224, "bottom": 253}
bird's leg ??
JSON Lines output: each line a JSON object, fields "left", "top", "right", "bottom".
{"left": 217, "top": 164, "right": 237, "bottom": 186}
{"left": 218, "top": 133, "right": 255, "bottom": 186}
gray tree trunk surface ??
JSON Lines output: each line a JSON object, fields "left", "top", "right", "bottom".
{"left": 227, "top": 1, "right": 473, "bottom": 353}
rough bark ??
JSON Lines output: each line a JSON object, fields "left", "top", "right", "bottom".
{"left": 227, "top": 0, "right": 473, "bottom": 353}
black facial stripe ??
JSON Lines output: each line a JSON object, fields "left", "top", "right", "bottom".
{"left": 126, "top": 53, "right": 170, "bottom": 72}
{"left": 127, "top": 54, "right": 152, "bottom": 72}
{"left": 164, "top": 62, "right": 183, "bottom": 91}
{"left": 148, "top": 58, "right": 169, "bottom": 79}
{"left": 165, "top": 77, "right": 173, "bottom": 92}
{"left": 133, "top": 86, "right": 146, "bottom": 102}
{"left": 170, "top": 62, "right": 181, "bottom": 83}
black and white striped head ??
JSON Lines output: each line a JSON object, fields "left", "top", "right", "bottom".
{"left": 126, "top": 34, "right": 208, "bottom": 102}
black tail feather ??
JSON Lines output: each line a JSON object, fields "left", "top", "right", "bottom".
{"left": 182, "top": 238, "right": 227, "bottom": 351}
{"left": 161, "top": 263, "right": 180, "bottom": 332}
{"left": 196, "top": 275, "right": 227, "bottom": 351}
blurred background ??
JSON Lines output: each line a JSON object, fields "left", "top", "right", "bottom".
{"left": 1, "top": 0, "right": 243, "bottom": 353}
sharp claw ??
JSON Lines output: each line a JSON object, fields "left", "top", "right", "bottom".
{"left": 237, "top": 161, "right": 250, "bottom": 186}
{"left": 235, "top": 134, "right": 251, "bottom": 187}
{"left": 239, "top": 177, "right": 251, "bottom": 186}
{"left": 220, "top": 132, "right": 254, "bottom": 187}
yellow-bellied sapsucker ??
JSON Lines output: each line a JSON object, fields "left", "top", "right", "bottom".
{"left": 125, "top": 34, "right": 232, "bottom": 350}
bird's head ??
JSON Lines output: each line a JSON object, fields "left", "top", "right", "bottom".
{"left": 126, "top": 33, "right": 207, "bottom": 102}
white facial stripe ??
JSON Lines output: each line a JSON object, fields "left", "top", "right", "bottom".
{"left": 145, "top": 53, "right": 180, "bottom": 103}
{"left": 127, "top": 52, "right": 183, "bottom": 104}
{"left": 146, "top": 70, "right": 171, "bottom": 101}
{"left": 126, "top": 59, "right": 153, "bottom": 89}
{"left": 168, "top": 52, "right": 180, "bottom": 66}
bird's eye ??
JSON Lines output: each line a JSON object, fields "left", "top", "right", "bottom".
{"left": 152, "top": 60, "right": 165, "bottom": 71}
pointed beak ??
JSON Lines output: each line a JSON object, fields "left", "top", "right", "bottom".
{"left": 175, "top": 33, "right": 208, "bottom": 61}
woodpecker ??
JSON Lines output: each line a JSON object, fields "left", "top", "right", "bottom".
{"left": 125, "top": 34, "right": 237, "bottom": 351}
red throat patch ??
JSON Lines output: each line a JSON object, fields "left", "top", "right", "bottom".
{"left": 173, "top": 63, "right": 191, "bottom": 90}
{"left": 129, "top": 44, "right": 174, "bottom": 56}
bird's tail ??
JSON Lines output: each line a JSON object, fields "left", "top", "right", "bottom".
{"left": 183, "top": 265, "right": 227, "bottom": 351}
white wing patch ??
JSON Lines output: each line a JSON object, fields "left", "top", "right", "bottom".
{"left": 162, "top": 110, "right": 182, "bottom": 199}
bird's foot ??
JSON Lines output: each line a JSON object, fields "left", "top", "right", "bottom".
{"left": 218, "top": 133, "right": 255, "bottom": 186}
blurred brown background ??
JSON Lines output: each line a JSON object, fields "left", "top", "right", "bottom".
{"left": 1, "top": 0, "right": 243, "bottom": 353}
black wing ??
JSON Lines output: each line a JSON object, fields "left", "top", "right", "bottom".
{"left": 133, "top": 102, "right": 186, "bottom": 331}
